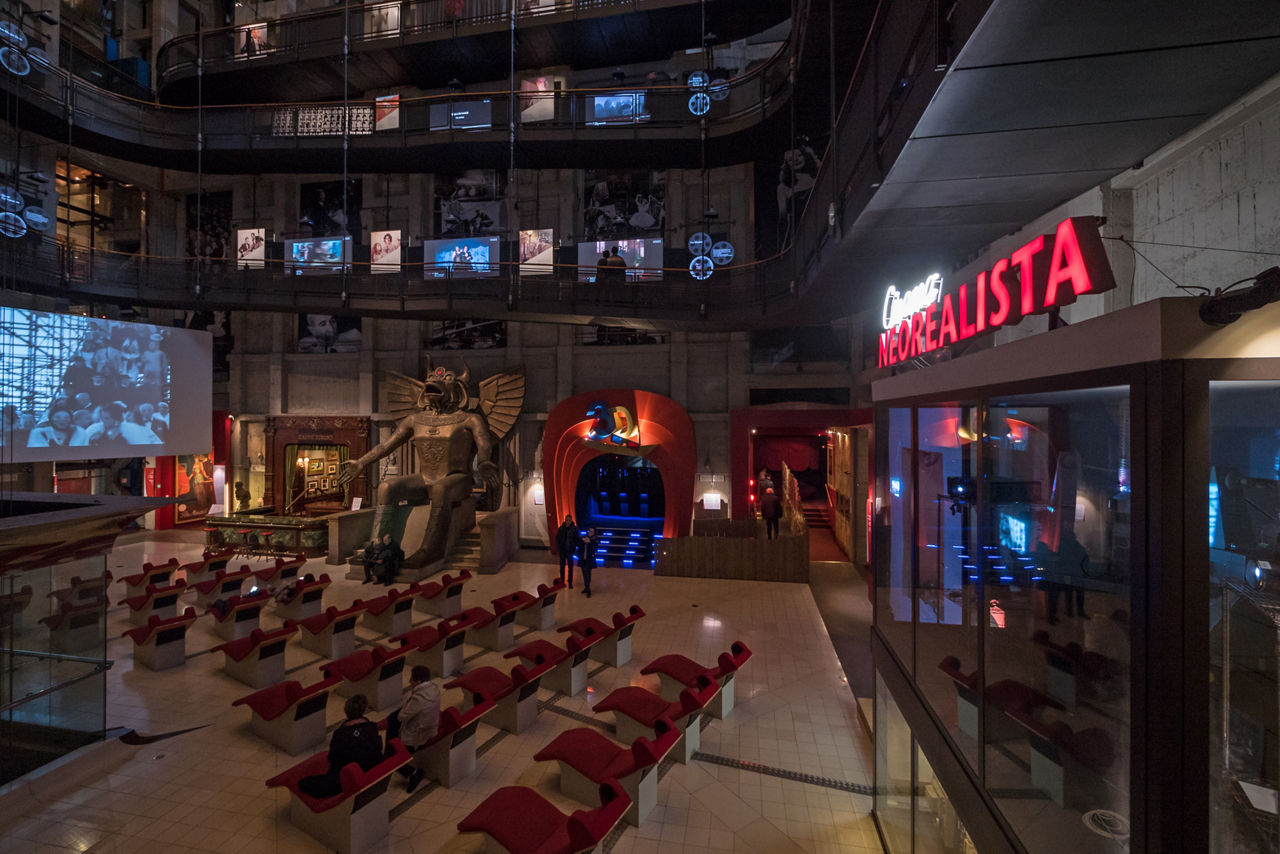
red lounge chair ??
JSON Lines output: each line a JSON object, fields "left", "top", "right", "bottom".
{"left": 505, "top": 637, "right": 587, "bottom": 696}
{"left": 180, "top": 548, "right": 235, "bottom": 585}
{"left": 253, "top": 553, "right": 307, "bottom": 586}
{"left": 213, "top": 624, "right": 297, "bottom": 688}
{"left": 275, "top": 573, "right": 332, "bottom": 621}
{"left": 641, "top": 640, "right": 751, "bottom": 718}
{"left": 233, "top": 675, "right": 341, "bottom": 754}
{"left": 534, "top": 718, "right": 681, "bottom": 825}
{"left": 445, "top": 661, "right": 547, "bottom": 734}
{"left": 121, "top": 579, "right": 188, "bottom": 626}
{"left": 417, "top": 697, "right": 497, "bottom": 787}
{"left": 40, "top": 597, "right": 106, "bottom": 654}
{"left": 49, "top": 573, "right": 112, "bottom": 608}
{"left": 360, "top": 587, "right": 416, "bottom": 637}
{"left": 496, "top": 579, "right": 565, "bottom": 630}
{"left": 557, "top": 605, "right": 645, "bottom": 667}
{"left": 411, "top": 569, "right": 471, "bottom": 618}
{"left": 208, "top": 590, "right": 271, "bottom": 641}
{"left": 391, "top": 612, "right": 469, "bottom": 678}
{"left": 457, "top": 779, "right": 630, "bottom": 854}
{"left": 191, "top": 566, "right": 254, "bottom": 609}
{"left": 122, "top": 607, "right": 200, "bottom": 671}
{"left": 321, "top": 645, "right": 412, "bottom": 711}
{"left": 121, "top": 559, "right": 178, "bottom": 598}
{"left": 292, "top": 601, "right": 366, "bottom": 660}
{"left": 458, "top": 605, "right": 518, "bottom": 651}
{"left": 593, "top": 674, "right": 719, "bottom": 764}
{"left": 266, "top": 738, "right": 412, "bottom": 854}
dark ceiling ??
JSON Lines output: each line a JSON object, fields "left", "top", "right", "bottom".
{"left": 800, "top": 0, "right": 1280, "bottom": 320}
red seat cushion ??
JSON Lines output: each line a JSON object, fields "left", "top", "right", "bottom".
{"left": 446, "top": 666, "right": 513, "bottom": 701}
{"left": 593, "top": 687, "right": 672, "bottom": 727}
{"left": 641, "top": 654, "right": 712, "bottom": 687}
{"left": 491, "top": 590, "right": 536, "bottom": 615}
{"left": 457, "top": 787, "right": 567, "bottom": 853}
{"left": 504, "top": 639, "right": 568, "bottom": 668}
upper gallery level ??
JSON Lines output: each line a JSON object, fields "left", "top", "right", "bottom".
{"left": 153, "top": 0, "right": 793, "bottom": 105}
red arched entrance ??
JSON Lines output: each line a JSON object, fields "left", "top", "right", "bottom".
{"left": 543, "top": 390, "right": 696, "bottom": 550}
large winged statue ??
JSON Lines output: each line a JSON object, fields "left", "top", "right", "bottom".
{"left": 338, "top": 359, "right": 524, "bottom": 568}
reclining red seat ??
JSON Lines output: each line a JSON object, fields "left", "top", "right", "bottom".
{"left": 213, "top": 624, "right": 297, "bottom": 688}
{"left": 233, "top": 675, "right": 341, "bottom": 755}
{"left": 208, "top": 590, "right": 271, "bottom": 641}
{"left": 49, "top": 573, "right": 112, "bottom": 609}
{"left": 392, "top": 612, "right": 469, "bottom": 678}
{"left": 191, "top": 566, "right": 254, "bottom": 610}
{"left": 292, "top": 601, "right": 366, "bottom": 660}
{"left": 458, "top": 604, "right": 518, "bottom": 651}
{"left": 40, "top": 597, "right": 106, "bottom": 654}
{"left": 593, "top": 674, "right": 719, "bottom": 764}
{"left": 253, "top": 553, "right": 307, "bottom": 587}
{"left": 123, "top": 608, "right": 200, "bottom": 671}
{"left": 445, "top": 659, "right": 549, "bottom": 734}
{"left": 121, "top": 579, "right": 187, "bottom": 626}
{"left": 411, "top": 569, "right": 470, "bottom": 619}
{"left": 180, "top": 548, "right": 235, "bottom": 586}
{"left": 641, "top": 640, "right": 751, "bottom": 719}
{"left": 121, "top": 559, "right": 178, "bottom": 599}
{"left": 534, "top": 718, "right": 680, "bottom": 825}
{"left": 1031, "top": 630, "right": 1124, "bottom": 706}
{"left": 504, "top": 579, "right": 565, "bottom": 631}
{"left": 557, "top": 605, "right": 644, "bottom": 668}
{"left": 321, "top": 645, "right": 412, "bottom": 711}
{"left": 360, "top": 587, "right": 416, "bottom": 638}
{"left": 417, "top": 697, "right": 497, "bottom": 787}
{"left": 1009, "top": 706, "right": 1117, "bottom": 810}
{"left": 275, "top": 573, "right": 331, "bottom": 622}
{"left": 457, "top": 779, "right": 630, "bottom": 854}
{"left": 505, "top": 638, "right": 586, "bottom": 696}
{"left": 266, "top": 737, "right": 412, "bottom": 854}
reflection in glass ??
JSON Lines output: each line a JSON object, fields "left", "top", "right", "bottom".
{"left": 916, "top": 405, "right": 981, "bottom": 769}
{"left": 876, "top": 407, "right": 914, "bottom": 670}
{"left": 876, "top": 673, "right": 913, "bottom": 854}
{"left": 916, "top": 744, "right": 976, "bottom": 853}
{"left": 982, "top": 388, "right": 1131, "bottom": 853}
{"left": 1209, "top": 381, "right": 1280, "bottom": 852}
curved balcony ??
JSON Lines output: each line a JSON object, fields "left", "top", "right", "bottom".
{"left": 155, "top": 0, "right": 792, "bottom": 106}
{"left": 0, "top": 27, "right": 794, "bottom": 172}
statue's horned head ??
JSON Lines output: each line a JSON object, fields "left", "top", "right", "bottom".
{"left": 417, "top": 362, "right": 470, "bottom": 411}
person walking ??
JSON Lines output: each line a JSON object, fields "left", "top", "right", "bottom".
{"left": 761, "top": 487, "right": 782, "bottom": 540}
{"left": 578, "top": 527, "right": 600, "bottom": 598}
{"left": 555, "top": 515, "right": 578, "bottom": 588}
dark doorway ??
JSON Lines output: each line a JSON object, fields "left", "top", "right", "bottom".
{"left": 575, "top": 454, "right": 664, "bottom": 567}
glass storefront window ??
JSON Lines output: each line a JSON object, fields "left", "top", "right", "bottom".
{"left": 876, "top": 407, "right": 914, "bottom": 671}
{"left": 916, "top": 404, "right": 981, "bottom": 769}
{"left": 916, "top": 744, "right": 976, "bottom": 853}
{"left": 982, "top": 387, "right": 1131, "bottom": 853}
{"left": 1209, "top": 381, "right": 1280, "bottom": 852}
{"left": 876, "top": 672, "right": 913, "bottom": 854}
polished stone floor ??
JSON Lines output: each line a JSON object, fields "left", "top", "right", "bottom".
{"left": 0, "top": 533, "right": 881, "bottom": 854}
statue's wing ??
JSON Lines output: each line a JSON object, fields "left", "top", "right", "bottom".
{"left": 477, "top": 366, "right": 525, "bottom": 441}
{"left": 383, "top": 370, "right": 425, "bottom": 418}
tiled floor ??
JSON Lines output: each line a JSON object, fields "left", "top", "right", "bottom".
{"left": 0, "top": 532, "right": 881, "bottom": 854}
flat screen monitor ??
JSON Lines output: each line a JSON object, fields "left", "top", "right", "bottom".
{"left": 586, "top": 92, "right": 648, "bottom": 125}
{"left": 429, "top": 99, "right": 493, "bottom": 131}
{"left": 286, "top": 236, "right": 350, "bottom": 274}
{"left": 576, "top": 239, "right": 663, "bottom": 282}
{"left": 0, "top": 307, "right": 212, "bottom": 462}
{"left": 998, "top": 510, "right": 1029, "bottom": 554}
{"left": 423, "top": 236, "right": 501, "bottom": 279}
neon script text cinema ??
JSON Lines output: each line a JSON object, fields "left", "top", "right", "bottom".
{"left": 877, "top": 217, "right": 1116, "bottom": 368}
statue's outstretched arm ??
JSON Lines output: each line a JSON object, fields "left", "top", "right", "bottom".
{"left": 471, "top": 413, "right": 500, "bottom": 493}
{"left": 337, "top": 420, "right": 412, "bottom": 485}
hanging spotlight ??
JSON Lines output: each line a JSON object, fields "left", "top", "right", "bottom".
{"left": 611, "top": 68, "right": 625, "bottom": 84}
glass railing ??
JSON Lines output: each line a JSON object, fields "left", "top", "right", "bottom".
{"left": 155, "top": 0, "right": 746, "bottom": 88}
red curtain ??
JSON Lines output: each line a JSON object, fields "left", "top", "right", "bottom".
{"left": 755, "top": 436, "right": 821, "bottom": 472}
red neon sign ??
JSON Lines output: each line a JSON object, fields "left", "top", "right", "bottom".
{"left": 877, "top": 217, "right": 1116, "bottom": 368}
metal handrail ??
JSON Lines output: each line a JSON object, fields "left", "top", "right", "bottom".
{"left": 0, "top": 659, "right": 113, "bottom": 715}
{"left": 0, "top": 648, "right": 111, "bottom": 665}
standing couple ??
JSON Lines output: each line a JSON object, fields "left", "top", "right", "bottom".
{"left": 556, "top": 515, "right": 598, "bottom": 598}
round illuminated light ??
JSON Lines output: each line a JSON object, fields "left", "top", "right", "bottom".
{"left": 0, "top": 187, "right": 23, "bottom": 212}
{"left": 0, "top": 46, "right": 30, "bottom": 77}
{"left": 0, "top": 211, "right": 28, "bottom": 238}
{"left": 690, "top": 256, "right": 714, "bottom": 280}
{"left": 688, "top": 92, "right": 710, "bottom": 116}
{"left": 687, "top": 70, "right": 709, "bottom": 90}
{"left": 708, "top": 78, "right": 729, "bottom": 101}
{"left": 0, "top": 22, "right": 27, "bottom": 50}
{"left": 709, "top": 240, "right": 734, "bottom": 265}
{"left": 22, "top": 205, "right": 48, "bottom": 231}
{"left": 687, "top": 232, "right": 712, "bottom": 256}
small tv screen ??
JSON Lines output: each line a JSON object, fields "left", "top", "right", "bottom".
{"left": 997, "top": 510, "right": 1029, "bottom": 554}
{"left": 0, "top": 308, "right": 212, "bottom": 462}
{"left": 429, "top": 99, "right": 493, "bottom": 131}
{"left": 423, "top": 236, "right": 501, "bottom": 279}
{"left": 587, "top": 93, "right": 648, "bottom": 125}
{"left": 576, "top": 239, "right": 663, "bottom": 282}
{"left": 286, "top": 237, "right": 350, "bottom": 274}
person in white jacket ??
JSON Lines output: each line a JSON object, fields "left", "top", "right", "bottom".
{"left": 387, "top": 665, "right": 440, "bottom": 792}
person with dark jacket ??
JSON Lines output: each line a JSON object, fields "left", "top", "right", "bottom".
{"left": 578, "top": 527, "right": 600, "bottom": 597}
{"left": 372, "top": 533, "right": 404, "bottom": 585}
{"left": 298, "top": 695, "right": 383, "bottom": 798}
{"left": 761, "top": 487, "right": 782, "bottom": 540}
{"left": 555, "top": 515, "right": 578, "bottom": 588}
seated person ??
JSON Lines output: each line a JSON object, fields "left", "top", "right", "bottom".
{"left": 372, "top": 534, "right": 404, "bottom": 585}
{"left": 361, "top": 538, "right": 382, "bottom": 584}
{"left": 298, "top": 695, "right": 383, "bottom": 798}
{"left": 274, "top": 573, "right": 316, "bottom": 605}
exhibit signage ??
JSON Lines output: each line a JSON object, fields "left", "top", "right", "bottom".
{"left": 877, "top": 216, "right": 1116, "bottom": 368}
